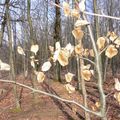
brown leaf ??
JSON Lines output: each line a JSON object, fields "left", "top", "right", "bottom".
{"left": 75, "top": 44, "right": 83, "bottom": 55}
{"left": 114, "top": 78, "right": 120, "bottom": 91}
{"left": 65, "top": 84, "right": 75, "bottom": 93}
{"left": 75, "top": 20, "right": 90, "bottom": 27}
{"left": 71, "top": 9, "right": 80, "bottom": 18}
{"left": 81, "top": 69, "right": 91, "bottom": 81}
{"left": 63, "top": 2, "right": 71, "bottom": 16}
{"left": 65, "top": 72, "right": 74, "bottom": 83}
{"left": 89, "top": 49, "right": 94, "bottom": 57}
{"left": 97, "top": 37, "right": 106, "bottom": 50}
{"left": 37, "top": 72, "right": 45, "bottom": 83}
{"left": 72, "top": 27, "right": 84, "bottom": 40}
{"left": 105, "top": 44, "right": 118, "bottom": 58}
{"left": 58, "top": 50, "right": 69, "bottom": 66}
{"left": 114, "top": 92, "right": 120, "bottom": 104}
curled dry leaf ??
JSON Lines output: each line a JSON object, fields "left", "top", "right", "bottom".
{"left": 107, "top": 31, "right": 118, "bottom": 41}
{"left": 75, "top": 20, "right": 90, "bottom": 27}
{"left": 53, "top": 50, "right": 60, "bottom": 62}
{"left": 65, "top": 43, "right": 74, "bottom": 55}
{"left": 79, "top": 0, "right": 85, "bottom": 12}
{"left": 65, "top": 84, "right": 75, "bottom": 93}
{"left": 37, "top": 72, "right": 45, "bottom": 83}
{"left": 72, "top": 27, "right": 84, "bottom": 40}
{"left": 75, "top": 44, "right": 83, "bottom": 55}
{"left": 17, "top": 46, "right": 25, "bottom": 56}
{"left": 58, "top": 49, "right": 69, "bottom": 66}
{"left": 95, "top": 101, "right": 101, "bottom": 108}
{"left": 82, "top": 64, "right": 91, "bottom": 70}
{"left": 114, "top": 78, "right": 120, "bottom": 91}
{"left": 63, "top": 2, "right": 71, "bottom": 16}
{"left": 65, "top": 72, "right": 74, "bottom": 83}
{"left": 41, "top": 61, "right": 52, "bottom": 72}
{"left": 0, "top": 59, "right": 10, "bottom": 71}
{"left": 81, "top": 69, "right": 91, "bottom": 81}
{"left": 89, "top": 49, "right": 94, "bottom": 57}
{"left": 55, "top": 41, "right": 61, "bottom": 51}
{"left": 30, "top": 44, "right": 39, "bottom": 55}
{"left": 83, "top": 49, "right": 89, "bottom": 57}
{"left": 31, "top": 60, "right": 35, "bottom": 68}
{"left": 114, "top": 92, "right": 120, "bottom": 104}
{"left": 71, "top": 9, "right": 80, "bottom": 18}
{"left": 114, "top": 37, "right": 120, "bottom": 46}
{"left": 97, "top": 37, "right": 106, "bottom": 50}
{"left": 105, "top": 44, "right": 118, "bottom": 58}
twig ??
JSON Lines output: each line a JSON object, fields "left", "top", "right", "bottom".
{"left": 0, "top": 79, "right": 101, "bottom": 117}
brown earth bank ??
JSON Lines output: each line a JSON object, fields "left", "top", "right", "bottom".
{"left": 0, "top": 71, "right": 120, "bottom": 120}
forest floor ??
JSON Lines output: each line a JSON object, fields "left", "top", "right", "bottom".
{"left": 0, "top": 71, "right": 120, "bottom": 120}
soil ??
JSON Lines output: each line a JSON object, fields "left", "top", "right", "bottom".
{"left": 0, "top": 71, "right": 120, "bottom": 120}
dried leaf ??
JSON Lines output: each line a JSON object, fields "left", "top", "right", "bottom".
{"left": 63, "top": 2, "right": 71, "bottom": 16}
{"left": 65, "top": 84, "right": 75, "bottom": 93}
{"left": 55, "top": 41, "right": 61, "bottom": 51}
{"left": 105, "top": 44, "right": 118, "bottom": 58}
{"left": 31, "top": 60, "right": 35, "bottom": 68}
{"left": 0, "top": 60, "right": 10, "bottom": 71}
{"left": 58, "top": 50, "right": 69, "bottom": 66}
{"left": 75, "top": 20, "right": 89, "bottom": 27}
{"left": 82, "top": 64, "right": 91, "bottom": 70}
{"left": 81, "top": 69, "right": 91, "bottom": 81}
{"left": 89, "top": 49, "right": 94, "bottom": 57}
{"left": 95, "top": 101, "right": 101, "bottom": 108}
{"left": 114, "top": 78, "right": 120, "bottom": 91}
{"left": 65, "top": 72, "right": 74, "bottom": 83}
{"left": 37, "top": 72, "right": 45, "bottom": 83}
{"left": 30, "top": 44, "right": 39, "bottom": 55}
{"left": 114, "top": 92, "right": 120, "bottom": 104}
{"left": 72, "top": 27, "right": 84, "bottom": 40}
{"left": 17, "top": 46, "right": 25, "bottom": 56}
{"left": 65, "top": 43, "right": 74, "bottom": 55}
{"left": 53, "top": 50, "right": 60, "bottom": 62}
{"left": 83, "top": 49, "right": 89, "bottom": 57}
{"left": 41, "top": 61, "right": 52, "bottom": 72}
{"left": 71, "top": 9, "right": 80, "bottom": 18}
{"left": 75, "top": 44, "right": 83, "bottom": 55}
{"left": 107, "top": 32, "right": 118, "bottom": 41}
{"left": 79, "top": 0, "right": 85, "bottom": 12}
{"left": 97, "top": 37, "right": 106, "bottom": 50}
{"left": 114, "top": 37, "right": 120, "bottom": 46}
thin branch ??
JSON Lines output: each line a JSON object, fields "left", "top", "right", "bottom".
{"left": 84, "top": 11, "right": 120, "bottom": 21}
{"left": 0, "top": 79, "right": 101, "bottom": 117}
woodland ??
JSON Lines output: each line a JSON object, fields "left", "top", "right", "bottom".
{"left": 0, "top": 0, "right": 120, "bottom": 120}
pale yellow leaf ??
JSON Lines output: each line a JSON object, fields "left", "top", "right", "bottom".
{"left": 37, "top": 72, "right": 45, "bottom": 83}
{"left": 75, "top": 20, "right": 89, "bottom": 27}
{"left": 97, "top": 37, "right": 106, "bottom": 50}
{"left": 83, "top": 49, "right": 89, "bottom": 57}
{"left": 114, "top": 92, "right": 120, "bottom": 104}
{"left": 105, "top": 44, "right": 118, "bottom": 58}
{"left": 81, "top": 69, "right": 91, "bottom": 81}
{"left": 114, "top": 78, "right": 120, "bottom": 91}
{"left": 31, "top": 60, "right": 35, "bottom": 68}
{"left": 82, "top": 64, "right": 91, "bottom": 70}
{"left": 72, "top": 27, "right": 84, "bottom": 40}
{"left": 55, "top": 41, "right": 61, "bottom": 51}
{"left": 75, "top": 44, "right": 83, "bottom": 55}
{"left": 58, "top": 50, "right": 69, "bottom": 66}
{"left": 30, "top": 44, "right": 39, "bottom": 55}
{"left": 65, "top": 72, "right": 74, "bottom": 83}
{"left": 71, "top": 9, "right": 80, "bottom": 18}
{"left": 89, "top": 49, "right": 94, "bottom": 57}
{"left": 63, "top": 2, "right": 71, "bottom": 16}
{"left": 17, "top": 46, "right": 25, "bottom": 56}
{"left": 79, "top": 0, "right": 85, "bottom": 12}
{"left": 41, "top": 61, "right": 52, "bottom": 72}
{"left": 65, "top": 84, "right": 75, "bottom": 93}
{"left": 95, "top": 101, "right": 101, "bottom": 108}
{"left": 0, "top": 59, "right": 10, "bottom": 71}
